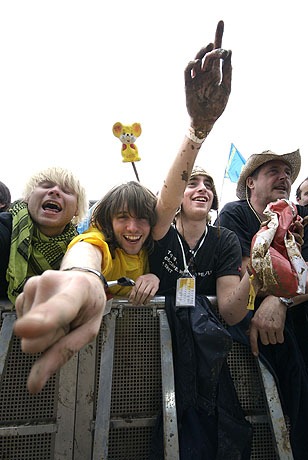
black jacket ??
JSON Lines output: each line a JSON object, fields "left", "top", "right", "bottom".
{"left": 150, "top": 295, "right": 252, "bottom": 460}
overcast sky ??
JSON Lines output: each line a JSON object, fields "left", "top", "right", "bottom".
{"left": 1, "top": 1, "right": 307, "bottom": 208}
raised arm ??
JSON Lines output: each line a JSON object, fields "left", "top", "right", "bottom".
{"left": 153, "top": 20, "right": 232, "bottom": 241}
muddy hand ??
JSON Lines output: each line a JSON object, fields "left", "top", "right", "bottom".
{"left": 185, "top": 20, "right": 232, "bottom": 133}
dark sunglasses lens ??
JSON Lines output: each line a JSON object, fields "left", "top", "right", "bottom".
{"left": 188, "top": 257, "right": 196, "bottom": 275}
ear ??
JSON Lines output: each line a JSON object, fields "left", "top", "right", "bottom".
{"left": 246, "top": 176, "right": 255, "bottom": 192}
{"left": 112, "top": 122, "right": 123, "bottom": 138}
{"left": 132, "top": 123, "right": 142, "bottom": 138}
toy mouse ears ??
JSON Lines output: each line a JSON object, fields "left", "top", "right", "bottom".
{"left": 112, "top": 122, "right": 142, "bottom": 138}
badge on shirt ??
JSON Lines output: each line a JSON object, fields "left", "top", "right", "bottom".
{"left": 175, "top": 273, "right": 196, "bottom": 307}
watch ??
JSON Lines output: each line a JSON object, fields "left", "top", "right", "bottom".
{"left": 279, "top": 297, "right": 295, "bottom": 308}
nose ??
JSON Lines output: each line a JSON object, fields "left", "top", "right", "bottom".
{"left": 278, "top": 173, "right": 291, "bottom": 187}
{"left": 47, "top": 186, "right": 61, "bottom": 197}
{"left": 278, "top": 168, "right": 291, "bottom": 181}
{"left": 126, "top": 217, "right": 139, "bottom": 231}
{"left": 197, "top": 181, "right": 207, "bottom": 192}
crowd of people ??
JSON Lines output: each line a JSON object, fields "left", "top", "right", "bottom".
{"left": 1, "top": 19, "right": 308, "bottom": 460}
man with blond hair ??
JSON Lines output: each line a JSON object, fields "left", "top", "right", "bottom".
{"left": 0, "top": 166, "right": 88, "bottom": 301}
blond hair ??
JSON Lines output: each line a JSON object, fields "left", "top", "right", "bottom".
{"left": 23, "top": 167, "right": 87, "bottom": 225}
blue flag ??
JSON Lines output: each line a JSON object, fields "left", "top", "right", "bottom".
{"left": 224, "top": 143, "right": 246, "bottom": 183}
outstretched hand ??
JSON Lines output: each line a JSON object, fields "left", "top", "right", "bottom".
{"left": 185, "top": 20, "right": 232, "bottom": 133}
{"left": 14, "top": 270, "right": 106, "bottom": 393}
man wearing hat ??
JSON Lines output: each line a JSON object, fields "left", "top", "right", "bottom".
{"left": 217, "top": 149, "right": 308, "bottom": 459}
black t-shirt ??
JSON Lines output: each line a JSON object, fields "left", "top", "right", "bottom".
{"left": 217, "top": 200, "right": 308, "bottom": 261}
{"left": 149, "top": 224, "right": 242, "bottom": 296}
{"left": 0, "top": 212, "right": 12, "bottom": 298}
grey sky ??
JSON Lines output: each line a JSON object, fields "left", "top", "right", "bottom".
{"left": 1, "top": 1, "right": 306, "bottom": 208}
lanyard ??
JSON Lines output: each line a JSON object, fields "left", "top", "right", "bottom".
{"left": 176, "top": 227, "right": 208, "bottom": 273}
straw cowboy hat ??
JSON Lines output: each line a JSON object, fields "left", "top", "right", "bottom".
{"left": 236, "top": 149, "right": 301, "bottom": 200}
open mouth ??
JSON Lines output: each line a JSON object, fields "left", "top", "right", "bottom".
{"left": 42, "top": 200, "right": 62, "bottom": 212}
{"left": 123, "top": 235, "right": 142, "bottom": 242}
{"left": 192, "top": 197, "right": 207, "bottom": 202}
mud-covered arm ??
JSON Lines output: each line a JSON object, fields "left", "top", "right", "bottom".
{"left": 153, "top": 20, "right": 232, "bottom": 241}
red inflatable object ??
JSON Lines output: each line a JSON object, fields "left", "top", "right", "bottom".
{"left": 250, "top": 199, "right": 307, "bottom": 297}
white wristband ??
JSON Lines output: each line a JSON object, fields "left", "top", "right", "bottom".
{"left": 186, "top": 126, "right": 208, "bottom": 144}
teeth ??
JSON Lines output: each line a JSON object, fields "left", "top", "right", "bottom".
{"left": 124, "top": 235, "right": 141, "bottom": 241}
{"left": 43, "top": 201, "right": 61, "bottom": 211}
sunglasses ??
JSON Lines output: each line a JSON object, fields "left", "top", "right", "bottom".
{"left": 187, "top": 253, "right": 197, "bottom": 276}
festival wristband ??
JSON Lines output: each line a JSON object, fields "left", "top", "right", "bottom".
{"left": 186, "top": 126, "right": 209, "bottom": 144}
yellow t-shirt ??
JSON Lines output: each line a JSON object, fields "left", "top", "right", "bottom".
{"left": 67, "top": 227, "right": 149, "bottom": 296}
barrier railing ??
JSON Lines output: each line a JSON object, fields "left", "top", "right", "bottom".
{"left": 0, "top": 297, "right": 292, "bottom": 459}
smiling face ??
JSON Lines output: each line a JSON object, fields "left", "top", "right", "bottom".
{"left": 247, "top": 160, "right": 292, "bottom": 209}
{"left": 112, "top": 210, "right": 151, "bottom": 255}
{"left": 181, "top": 175, "right": 214, "bottom": 220}
{"left": 92, "top": 181, "right": 157, "bottom": 257}
{"left": 26, "top": 180, "right": 78, "bottom": 236}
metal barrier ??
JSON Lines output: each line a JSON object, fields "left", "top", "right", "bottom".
{"left": 0, "top": 297, "right": 292, "bottom": 459}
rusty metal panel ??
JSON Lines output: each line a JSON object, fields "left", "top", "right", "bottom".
{"left": 54, "top": 353, "right": 78, "bottom": 460}
{"left": 157, "top": 309, "right": 179, "bottom": 459}
{"left": 0, "top": 312, "right": 15, "bottom": 383}
{"left": 257, "top": 358, "right": 293, "bottom": 459}
{"left": 92, "top": 309, "right": 117, "bottom": 460}
{"left": 93, "top": 302, "right": 166, "bottom": 460}
{"left": 0, "top": 307, "right": 57, "bottom": 460}
{"left": 0, "top": 296, "right": 294, "bottom": 460}
{"left": 74, "top": 340, "right": 97, "bottom": 460}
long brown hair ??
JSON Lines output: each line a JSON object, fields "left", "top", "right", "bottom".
{"left": 92, "top": 181, "right": 157, "bottom": 257}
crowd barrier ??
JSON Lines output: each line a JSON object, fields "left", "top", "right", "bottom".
{"left": 0, "top": 297, "right": 293, "bottom": 459}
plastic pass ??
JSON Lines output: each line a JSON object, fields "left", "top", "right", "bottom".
{"left": 247, "top": 274, "right": 256, "bottom": 311}
{"left": 176, "top": 276, "right": 196, "bottom": 307}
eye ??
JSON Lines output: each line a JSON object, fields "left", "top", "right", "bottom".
{"left": 138, "top": 218, "right": 149, "bottom": 225}
{"left": 285, "top": 169, "right": 292, "bottom": 178}
{"left": 204, "top": 181, "right": 213, "bottom": 191}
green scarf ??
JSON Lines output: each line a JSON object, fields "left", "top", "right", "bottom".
{"left": 7, "top": 200, "right": 77, "bottom": 304}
